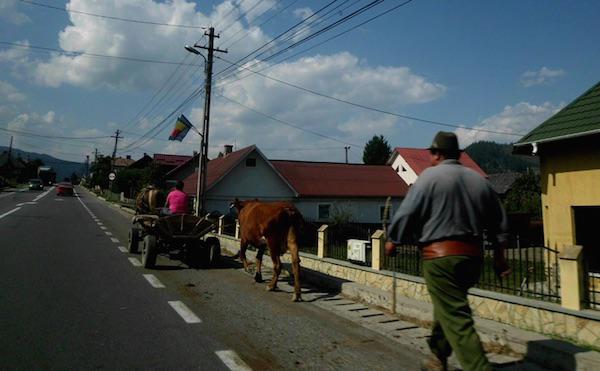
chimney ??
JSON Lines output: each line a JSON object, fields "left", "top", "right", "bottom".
{"left": 126, "top": 155, "right": 131, "bottom": 160}
{"left": 224, "top": 144, "right": 233, "bottom": 155}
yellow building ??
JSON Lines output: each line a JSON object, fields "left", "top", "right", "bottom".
{"left": 514, "top": 81, "right": 600, "bottom": 276}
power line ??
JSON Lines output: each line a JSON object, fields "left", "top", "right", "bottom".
{"left": 212, "top": 0, "right": 341, "bottom": 81}
{"left": 0, "top": 41, "right": 204, "bottom": 67}
{"left": 19, "top": 0, "right": 205, "bottom": 29}
{"left": 220, "top": 0, "right": 296, "bottom": 49}
{"left": 216, "top": 56, "right": 524, "bottom": 137}
{"left": 216, "top": 92, "right": 362, "bottom": 148}
{"left": 0, "top": 126, "right": 111, "bottom": 140}
{"left": 216, "top": 0, "right": 413, "bottom": 86}
{"left": 220, "top": 0, "right": 267, "bottom": 35}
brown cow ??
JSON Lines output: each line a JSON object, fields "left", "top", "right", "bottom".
{"left": 233, "top": 199, "right": 304, "bottom": 302}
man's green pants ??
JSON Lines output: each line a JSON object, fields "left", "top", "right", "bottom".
{"left": 423, "top": 256, "right": 491, "bottom": 371}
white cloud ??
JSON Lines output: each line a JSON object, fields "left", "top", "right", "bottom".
{"left": 0, "top": 0, "right": 31, "bottom": 25}
{"left": 0, "top": 80, "right": 26, "bottom": 103}
{"left": 455, "top": 101, "right": 563, "bottom": 146}
{"left": 181, "top": 52, "right": 445, "bottom": 161}
{"left": 520, "top": 67, "right": 565, "bottom": 87}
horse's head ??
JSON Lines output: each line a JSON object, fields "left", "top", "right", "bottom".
{"left": 230, "top": 198, "right": 260, "bottom": 212}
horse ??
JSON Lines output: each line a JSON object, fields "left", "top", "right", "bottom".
{"left": 135, "top": 185, "right": 164, "bottom": 215}
{"left": 232, "top": 198, "right": 304, "bottom": 302}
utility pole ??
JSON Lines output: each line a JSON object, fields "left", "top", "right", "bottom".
{"left": 111, "top": 130, "right": 122, "bottom": 163}
{"left": 8, "top": 135, "right": 13, "bottom": 159}
{"left": 344, "top": 146, "right": 350, "bottom": 164}
{"left": 85, "top": 155, "right": 90, "bottom": 178}
{"left": 195, "top": 27, "right": 227, "bottom": 215}
{"left": 94, "top": 148, "right": 98, "bottom": 162}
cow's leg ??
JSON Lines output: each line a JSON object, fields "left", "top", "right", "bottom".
{"left": 288, "top": 227, "right": 302, "bottom": 302}
{"left": 254, "top": 242, "right": 266, "bottom": 283}
{"left": 239, "top": 238, "right": 252, "bottom": 272}
{"left": 267, "top": 252, "right": 282, "bottom": 292}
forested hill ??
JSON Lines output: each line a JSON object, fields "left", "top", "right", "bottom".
{"left": 0, "top": 146, "right": 84, "bottom": 181}
{"left": 464, "top": 141, "right": 538, "bottom": 174}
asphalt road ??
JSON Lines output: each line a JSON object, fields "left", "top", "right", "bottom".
{"left": 0, "top": 187, "right": 423, "bottom": 370}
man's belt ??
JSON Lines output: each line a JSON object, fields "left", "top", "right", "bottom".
{"left": 422, "top": 240, "right": 482, "bottom": 260}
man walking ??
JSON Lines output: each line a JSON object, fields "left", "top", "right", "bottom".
{"left": 385, "top": 132, "right": 510, "bottom": 371}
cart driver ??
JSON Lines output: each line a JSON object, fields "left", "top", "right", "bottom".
{"left": 164, "top": 180, "right": 189, "bottom": 215}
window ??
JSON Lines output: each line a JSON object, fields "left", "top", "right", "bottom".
{"left": 318, "top": 204, "right": 331, "bottom": 220}
{"left": 245, "top": 158, "right": 256, "bottom": 167}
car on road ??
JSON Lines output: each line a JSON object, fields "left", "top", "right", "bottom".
{"left": 28, "top": 179, "right": 44, "bottom": 191}
{"left": 56, "top": 182, "right": 74, "bottom": 196}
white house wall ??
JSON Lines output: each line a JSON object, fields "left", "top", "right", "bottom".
{"left": 295, "top": 198, "right": 403, "bottom": 224}
{"left": 205, "top": 152, "right": 295, "bottom": 214}
{"left": 391, "top": 155, "right": 418, "bottom": 185}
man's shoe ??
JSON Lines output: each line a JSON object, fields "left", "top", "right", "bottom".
{"left": 421, "top": 355, "right": 448, "bottom": 371}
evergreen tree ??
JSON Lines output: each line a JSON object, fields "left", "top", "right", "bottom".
{"left": 362, "top": 135, "right": 392, "bottom": 165}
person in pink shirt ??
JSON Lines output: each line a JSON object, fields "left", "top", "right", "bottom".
{"left": 165, "top": 180, "right": 189, "bottom": 215}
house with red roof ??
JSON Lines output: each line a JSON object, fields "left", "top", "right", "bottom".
{"left": 166, "top": 145, "right": 409, "bottom": 223}
{"left": 388, "top": 148, "right": 487, "bottom": 186}
{"left": 153, "top": 153, "right": 193, "bottom": 173}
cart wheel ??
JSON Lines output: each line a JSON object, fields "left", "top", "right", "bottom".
{"left": 128, "top": 227, "right": 140, "bottom": 253}
{"left": 142, "top": 235, "right": 157, "bottom": 268}
{"left": 206, "top": 237, "right": 221, "bottom": 267}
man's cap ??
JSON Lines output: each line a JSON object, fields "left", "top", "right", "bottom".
{"left": 428, "top": 131, "right": 461, "bottom": 153}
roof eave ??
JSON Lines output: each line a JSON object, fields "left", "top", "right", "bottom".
{"left": 515, "top": 128, "right": 600, "bottom": 148}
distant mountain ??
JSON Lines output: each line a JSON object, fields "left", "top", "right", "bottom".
{"left": 0, "top": 146, "right": 85, "bottom": 181}
{"left": 464, "top": 141, "right": 538, "bottom": 174}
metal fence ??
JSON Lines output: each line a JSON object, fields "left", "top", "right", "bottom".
{"left": 297, "top": 219, "right": 319, "bottom": 255}
{"left": 381, "top": 236, "right": 561, "bottom": 303}
{"left": 585, "top": 262, "right": 600, "bottom": 310}
{"left": 326, "top": 223, "right": 380, "bottom": 266}
{"left": 476, "top": 242, "right": 561, "bottom": 303}
{"left": 382, "top": 244, "right": 422, "bottom": 276}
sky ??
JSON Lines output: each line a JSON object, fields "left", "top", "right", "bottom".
{"left": 1, "top": 0, "right": 599, "bottom": 164}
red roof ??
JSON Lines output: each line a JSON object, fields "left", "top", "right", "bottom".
{"left": 271, "top": 161, "right": 409, "bottom": 197}
{"left": 180, "top": 146, "right": 256, "bottom": 195}
{"left": 154, "top": 153, "right": 192, "bottom": 166}
{"left": 393, "top": 148, "right": 487, "bottom": 178}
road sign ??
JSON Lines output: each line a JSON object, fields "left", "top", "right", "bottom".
{"left": 108, "top": 172, "right": 116, "bottom": 181}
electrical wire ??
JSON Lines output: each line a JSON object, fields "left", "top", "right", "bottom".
{"left": 216, "top": 56, "right": 524, "bottom": 137}
{"left": 0, "top": 41, "right": 204, "bottom": 67}
{"left": 216, "top": 92, "right": 362, "bottom": 148}
{"left": 19, "top": 0, "right": 206, "bottom": 29}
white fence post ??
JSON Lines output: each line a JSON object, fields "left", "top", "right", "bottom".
{"left": 235, "top": 219, "right": 240, "bottom": 239}
{"left": 218, "top": 215, "right": 225, "bottom": 235}
{"left": 371, "top": 230, "right": 385, "bottom": 270}
{"left": 318, "top": 224, "right": 328, "bottom": 259}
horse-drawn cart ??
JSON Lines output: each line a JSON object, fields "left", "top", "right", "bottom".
{"left": 128, "top": 214, "right": 221, "bottom": 269}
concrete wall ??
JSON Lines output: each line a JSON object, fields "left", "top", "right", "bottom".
{"left": 539, "top": 140, "right": 600, "bottom": 252}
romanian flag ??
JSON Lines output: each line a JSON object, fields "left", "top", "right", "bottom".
{"left": 169, "top": 114, "right": 193, "bottom": 141}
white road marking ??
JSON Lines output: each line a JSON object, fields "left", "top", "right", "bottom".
{"left": 0, "top": 207, "right": 21, "bottom": 220}
{"left": 168, "top": 301, "right": 202, "bottom": 324}
{"left": 110, "top": 237, "right": 120, "bottom": 243}
{"left": 215, "top": 350, "right": 253, "bottom": 371}
{"left": 16, "top": 202, "right": 37, "bottom": 206}
{"left": 33, "top": 187, "right": 54, "bottom": 202}
{"left": 97, "top": 222, "right": 103, "bottom": 225}
{"left": 128, "top": 257, "right": 142, "bottom": 266}
{"left": 105, "top": 231, "right": 113, "bottom": 236}
{"left": 100, "top": 226, "right": 107, "bottom": 230}
{"left": 117, "top": 246, "right": 128, "bottom": 253}
{"left": 143, "top": 274, "right": 166, "bottom": 288}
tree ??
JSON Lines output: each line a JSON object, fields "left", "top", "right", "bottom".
{"left": 89, "top": 156, "right": 112, "bottom": 189}
{"left": 362, "top": 135, "right": 392, "bottom": 165}
{"left": 503, "top": 171, "right": 542, "bottom": 218}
